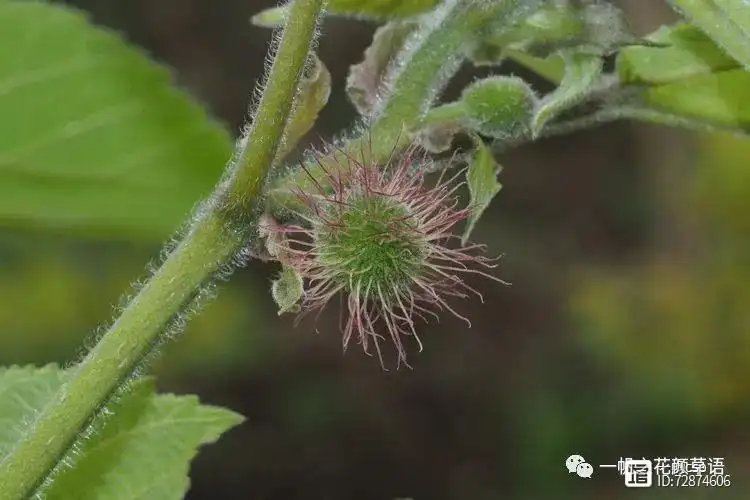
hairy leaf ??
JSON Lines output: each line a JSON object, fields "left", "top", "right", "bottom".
{"left": 463, "top": 137, "right": 502, "bottom": 244}
{"left": 614, "top": 21, "right": 750, "bottom": 135}
{"left": 0, "top": 366, "right": 243, "bottom": 499}
{"left": 0, "top": 2, "right": 232, "bottom": 239}
{"left": 46, "top": 378, "right": 243, "bottom": 499}
{"left": 277, "top": 54, "right": 331, "bottom": 161}
{"left": 618, "top": 23, "right": 739, "bottom": 85}
{"left": 252, "top": 0, "right": 441, "bottom": 26}
{"left": 0, "top": 365, "right": 66, "bottom": 459}
{"left": 505, "top": 49, "right": 566, "bottom": 83}
{"left": 531, "top": 50, "right": 603, "bottom": 137}
{"left": 667, "top": 0, "right": 750, "bottom": 68}
{"left": 470, "top": 2, "right": 634, "bottom": 67}
{"left": 638, "top": 69, "right": 750, "bottom": 131}
{"left": 271, "top": 266, "right": 304, "bottom": 315}
{"left": 347, "top": 21, "right": 416, "bottom": 116}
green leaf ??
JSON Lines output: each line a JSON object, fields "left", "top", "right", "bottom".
{"left": 614, "top": 21, "right": 750, "bottom": 135}
{"left": 470, "top": 2, "right": 635, "bottom": 68}
{"left": 573, "top": 2, "right": 637, "bottom": 53}
{"left": 347, "top": 20, "right": 416, "bottom": 116}
{"left": 271, "top": 266, "right": 304, "bottom": 316}
{"left": 0, "top": 365, "right": 66, "bottom": 459}
{"left": 277, "top": 54, "right": 331, "bottom": 161}
{"left": 46, "top": 378, "right": 243, "bottom": 500}
{"left": 0, "top": 2, "right": 232, "bottom": 239}
{"left": 667, "top": 0, "right": 750, "bottom": 68}
{"left": 637, "top": 69, "right": 750, "bottom": 131}
{"left": 252, "top": 0, "right": 441, "bottom": 26}
{"left": 462, "top": 137, "right": 502, "bottom": 244}
{"left": 0, "top": 367, "right": 243, "bottom": 499}
{"left": 505, "top": 49, "right": 566, "bottom": 83}
{"left": 618, "top": 23, "right": 739, "bottom": 85}
{"left": 461, "top": 76, "right": 537, "bottom": 140}
{"left": 250, "top": 4, "right": 287, "bottom": 27}
{"left": 531, "top": 50, "right": 603, "bottom": 137}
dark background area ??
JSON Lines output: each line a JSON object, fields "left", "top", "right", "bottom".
{"left": 2, "top": 1, "right": 749, "bottom": 498}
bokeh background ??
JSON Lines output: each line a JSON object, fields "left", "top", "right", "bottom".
{"left": 2, "top": 0, "right": 748, "bottom": 498}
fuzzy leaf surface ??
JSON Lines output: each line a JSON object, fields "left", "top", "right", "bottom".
{"left": 505, "top": 49, "right": 566, "bottom": 83}
{"left": 271, "top": 266, "right": 304, "bottom": 315}
{"left": 347, "top": 21, "right": 416, "bottom": 116}
{"left": 0, "top": 365, "right": 66, "bottom": 459}
{"left": 470, "top": 2, "right": 634, "bottom": 69}
{"left": 45, "top": 378, "right": 243, "bottom": 499}
{"left": 277, "top": 54, "right": 331, "bottom": 161}
{"left": 615, "top": 22, "right": 750, "bottom": 133}
{"left": 667, "top": 0, "right": 750, "bottom": 68}
{"left": 463, "top": 138, "right": 501, "bottom": 244}
{"left": 531, "top": 50, "right": 603, "bottom": 136}
{"left": 637, "top": 69, "right": 750, "bottom": 131}
{"left": 0, "top": 367, "right": 243, "bottom": 499}
{"left": 618, "top": 23, "right": 739, "bottom": 85}
{"left": 0, "top": 1, "right": 232, "bottom": 239}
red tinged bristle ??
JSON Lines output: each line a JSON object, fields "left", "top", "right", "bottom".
{"left": 263, "top": 143, "right": 506, "bottom": 369}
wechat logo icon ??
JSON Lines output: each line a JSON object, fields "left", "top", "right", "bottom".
{"left": 566, "top": 454, "right": 594, "bottom": 479}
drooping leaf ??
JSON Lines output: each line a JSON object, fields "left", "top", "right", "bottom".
{"left": 346, "top": 21, "right": 416, "bottom": 117}
{"left": 45, "top": 378, "right": 243, "bottom": 499}
{"left": 462, "top": 137, "right": 502, "bottom": 244}
{"left": 251, "top": 0, "right": 441, "bottom": 27}
{"left": 531, "top": 50, "right": 603, "bottom": 137}
{"left": 0, "top": 365, "right": 67, "bottom": 459}
{"left": 618, "top": 23, "right": 739, "bottom": 85}
{"left": 0, "top": 365, "right": 244, "bottom": 500}
{"left": 461, "top": 76, "right": 537, "bottom": 140}
{"left": 271, "top": 266, "right": 304, "bottom": 315}
{"left": 0, "top": 2, "right": 233, "bottom": 239}
{"left": 277, "top": 54, "right": 331, "bottom": 161}
{"left": 667, "top": 0, "right": 750, "bottom": 68}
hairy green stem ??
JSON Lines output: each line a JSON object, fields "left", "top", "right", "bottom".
{"left": 0, "top": 1, "right": 324, "bottom": 498}
{"left": 219, "top": 0, "right": 324, "bottom": 217}
{"left": 269, "top": 0, "right": 543, "bottom": 212}
{"left": 368, "top": 0, "right": 540, "bottom": 155}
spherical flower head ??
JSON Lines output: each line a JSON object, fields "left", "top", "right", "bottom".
{"left": 270, "top": 144, "right": 504, "bottom": 369}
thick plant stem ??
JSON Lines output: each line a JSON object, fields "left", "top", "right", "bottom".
{"left": 219, "top": 0, "right": 324, "bottom": 216}
{"left": 0, "top": 0, "right": 324, "bottom": 498}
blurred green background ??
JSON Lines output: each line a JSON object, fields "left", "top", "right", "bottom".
{"left": 1, "top": 0, "right": 748, "bottom": 498}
